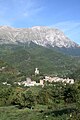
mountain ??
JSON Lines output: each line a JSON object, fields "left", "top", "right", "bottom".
{"left": 0, "top": 26, "right": 79, "bottom": 48}
{"left": 0, "top": 26, "right": 80, "bottom": 79}
{"left": 54, "top": 47, "right": 80, "bottom": 56}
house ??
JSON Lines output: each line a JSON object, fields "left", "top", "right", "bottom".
{"left": 26, "top": 77, "right": 31, "bottom": 84}
{"left": 43, "top": 76, "right": 74, "bottom": 84}
{"left": 40, "top": 80, "right": 44, "bottom": 85}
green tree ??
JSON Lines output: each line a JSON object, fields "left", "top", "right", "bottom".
{"left": 0, "top": 86, "right": 13, "bottom": 106}
{"left": 63, "top": 84, "right": 77, "bottom": 103}
{"left": 12, "top": 90, "right": 35, "bottom": 109}
{"left": 37, "top": 87, "right": 49, "bottom": 105}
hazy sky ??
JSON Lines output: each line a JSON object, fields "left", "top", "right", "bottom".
{"left": 0, "top": 0, "right": 80, "bottom": 44}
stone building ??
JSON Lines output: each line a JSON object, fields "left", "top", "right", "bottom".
{"left": 35, "top": 68, "right": 39, "bottom": 75}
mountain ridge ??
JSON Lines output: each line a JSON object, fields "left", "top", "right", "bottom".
{"left": 0, "top": 25, "right": 79, "bottom": 48}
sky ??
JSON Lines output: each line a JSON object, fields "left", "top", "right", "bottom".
{"left": 0, "top": 0, "right": 80, "bottom": 44}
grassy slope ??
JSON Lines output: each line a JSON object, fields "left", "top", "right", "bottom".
{"left": 0, "top": 104, "right": 78, "bottom": 120}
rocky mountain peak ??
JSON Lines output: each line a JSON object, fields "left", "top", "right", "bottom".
{"left": 0, "top": 25, "right": 79, "bottom": 48}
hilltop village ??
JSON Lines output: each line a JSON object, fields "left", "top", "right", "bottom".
{"left": 3, "top": 68, "right": 74, "bottom": 87}
{"left": 17, "top": 68, "right": 74, "bottom": 86}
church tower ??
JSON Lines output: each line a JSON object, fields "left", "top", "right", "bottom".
{"left": 35, "top": 68, "right": 39, "bottom": 75}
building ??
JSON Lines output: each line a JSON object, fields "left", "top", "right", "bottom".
{"left": 35, "top": 68, "right": 39, "bottom": 75}
{"left": 43, "top": 76, "right": 74, "bottom": 84}
{"left": 26, "top": 77, "right": 31, "bottom": 84}
{"left": 40, "top": 80, "right": 44, "bottom": 85}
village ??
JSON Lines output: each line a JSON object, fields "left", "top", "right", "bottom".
{"left": 2, "top": 68, "right": 74, "bottom": 86}
{"left": 3, "top": 68, "right": 74, "bottom": 87}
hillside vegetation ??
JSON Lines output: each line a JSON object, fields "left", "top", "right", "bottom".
{"left": 0, "top": 81, "right": 80, "bottom": 120}
{"left": 0, "top": 43, "right": 80, "bottom": 78}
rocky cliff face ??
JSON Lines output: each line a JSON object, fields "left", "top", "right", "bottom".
{"left": 0, "top": 26, "right": 79, "bottom": 48}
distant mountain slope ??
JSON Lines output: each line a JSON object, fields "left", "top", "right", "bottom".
{"left": 0, "top": 26, "right": 79, "bottom": 48}
{"left": 0, "top": 43, "right": 80, "bottom": 77}
{"left": 53, "top": 47, "right": 80, "bottom": 56}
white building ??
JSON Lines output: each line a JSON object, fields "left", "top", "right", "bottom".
{"left": 35, "top": 68, "right": 39, "bottom": 75}
{"left": 40, "top": 80, "right": 44, "bottom": 85}
{"left": 43, "top": 76, "right": 74, "bottom": 84}
{"left": 26, "top": 77, "right": 31, "bottom": 84}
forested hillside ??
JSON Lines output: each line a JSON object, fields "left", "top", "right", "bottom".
{"left": 0, "top": 43, "right": 80, "bottom": 79}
